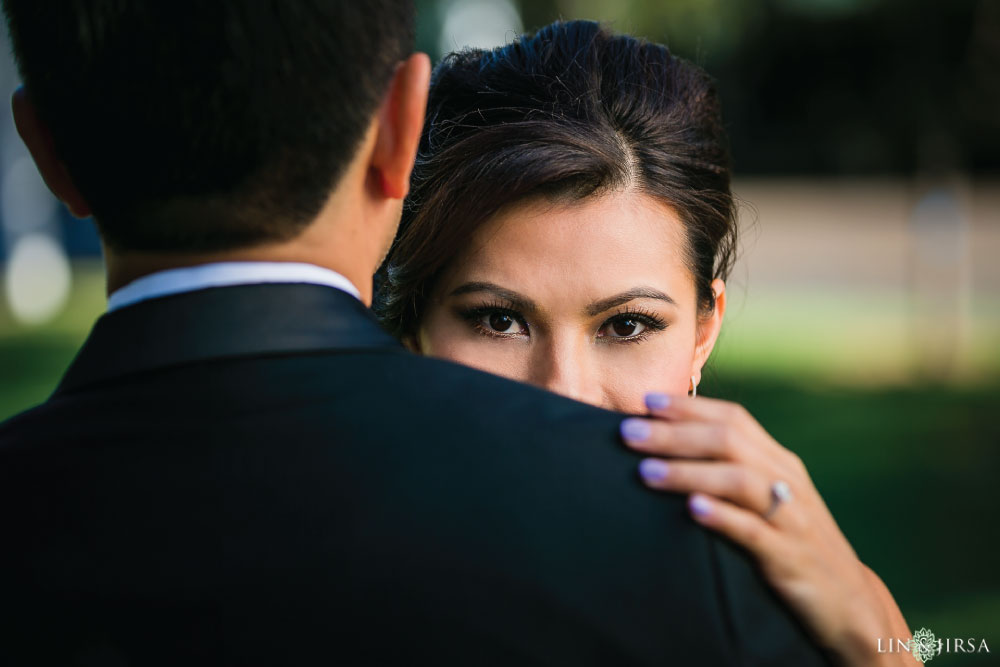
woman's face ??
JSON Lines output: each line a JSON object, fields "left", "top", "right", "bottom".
{"left": 416, "top": 191, "right": 726, "bottom": 414}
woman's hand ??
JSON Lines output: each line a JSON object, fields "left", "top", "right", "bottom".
{"left": 620, "top": 393, "right": 916, "bottom": 667}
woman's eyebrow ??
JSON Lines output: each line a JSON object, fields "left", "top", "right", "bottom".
{"left": 448, "top": 282, "right": 539, "bottom": 314}
{"left": 585, "top": 287, "right": 677, "bottom": 316}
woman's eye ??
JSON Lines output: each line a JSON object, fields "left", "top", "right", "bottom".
{"left": 600, "top": 317, "right": 647, "bottom": 339}
{"left": 481, "top": 311, "right": 526, "bottom": 335}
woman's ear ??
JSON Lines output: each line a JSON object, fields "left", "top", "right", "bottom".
{"left": 691, "top": 278, "right": 727, "bottom": 385}
{"left": 369, "top": 52, "right": 431, "bottom": 200}
{"left": 11, "top": 86, "right": 92, "bottom": 218}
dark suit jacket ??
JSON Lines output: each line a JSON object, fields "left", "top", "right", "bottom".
{"left": 0, "top": 284, "right": 830, "bottom": 666}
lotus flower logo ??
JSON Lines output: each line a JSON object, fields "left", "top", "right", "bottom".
{"left": 909, "top": 627, "right": 938, "bottom": 663}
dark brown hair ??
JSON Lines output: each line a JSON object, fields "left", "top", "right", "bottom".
{"left": 375, "top": 20, "right": 736, "bottom": 337}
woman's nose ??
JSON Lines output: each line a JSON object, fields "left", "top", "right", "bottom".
{"left": 529, "top": 337, "right": 604, "bottom": 407}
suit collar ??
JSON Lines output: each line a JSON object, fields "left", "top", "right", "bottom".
{"left": 107, "top": 261, "right": 362, "bottom": 312}
{"left": 55, "top": 283, "right": 402, "bottom": 396}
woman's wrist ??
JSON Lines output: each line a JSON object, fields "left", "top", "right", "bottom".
{"left": 862, "top": 563, "right": 912, "bottom": 638}
{"left": 834, "top": 591, "right": 889, "bottom": 665}
{"left": 833, "top": 563, "right": 915, "bottom": 666}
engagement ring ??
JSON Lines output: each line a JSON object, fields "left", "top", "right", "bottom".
{"left": 764, "top": 480, "right": 792, "bottom": 520}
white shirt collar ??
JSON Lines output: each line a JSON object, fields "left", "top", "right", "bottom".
{"left": 107, "top": 261, "right": 362, "bottom": 313}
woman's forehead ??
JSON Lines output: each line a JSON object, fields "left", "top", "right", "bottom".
{"left": 474, "top": 193, "right": 684, "bottom": 261}
{"left": 443, "top": 191, "right": 696, "bottom": 304}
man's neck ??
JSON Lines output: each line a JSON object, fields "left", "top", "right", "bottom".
{"left": 102, "top": 163, "right": 401, "bottom": 307}
{"left": 105, "top": 243, "right": 377, "bottom": 305}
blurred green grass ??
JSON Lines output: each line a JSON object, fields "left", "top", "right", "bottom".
{"left": 0, "top": 261, "right": 105, "bottom": 416}
{"left": 1, "top": 263, "right": 998, "bottom": 659}
{"left": 714, "top": 374, "right": 1000, "bottom": 656}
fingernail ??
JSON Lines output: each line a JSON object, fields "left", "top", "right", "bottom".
{"left": 620, "top": 418, "right": 651, "bottom": 442}
{"left": 689, "top": 494, "right": 712, "bottom": 517}
{"left": 645, "top": 392, "right": 671, "bottom": 411}
{"left": 639, "top": 458, "right": 669, "bottom": 482}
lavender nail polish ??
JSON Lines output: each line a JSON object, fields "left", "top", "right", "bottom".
{"left": 689, "top": 495, "right": 712, "bottom": 517}
{"left": 639, "top": 458, "right": 669, "bottom": 482}
{"left": 645, "top": 392, "right": 671, "bottom": 411}
{"left": 620, "top": 418, "right": 651, "bottom": 442}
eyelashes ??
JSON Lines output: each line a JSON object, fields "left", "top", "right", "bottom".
{"left": 453, "top": 300, "right": 668, "bottom": 344}
{"left": 601, "top": 306, "right": 668, "bottom": 344}
{"left": 455, "top": 300, "right": 530, "bottom": 338}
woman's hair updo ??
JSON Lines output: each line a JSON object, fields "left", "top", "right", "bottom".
{"left": 375, "top": 20, "right": 737, "bottom": 337}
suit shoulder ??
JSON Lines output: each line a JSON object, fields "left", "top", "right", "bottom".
{"left": 1, "top": 348, "right": 625, "bottom": 455}
{"left": 321, "top": 348, "right": 623, "bottom": 432}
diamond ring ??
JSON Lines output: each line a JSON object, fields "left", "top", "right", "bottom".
{"left": 763, "top": 480, "right": 792, "bottom": 520}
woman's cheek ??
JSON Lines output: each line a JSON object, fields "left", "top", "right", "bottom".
{"left": 431, "top": 334, "right": 532, "bottom": 385}
{"left": 597, "top": 342, "right": 693, "bottom": 414}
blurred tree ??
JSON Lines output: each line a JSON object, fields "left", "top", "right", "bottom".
{"left": 415, "top": 0, "right": 998, "bottom": 175}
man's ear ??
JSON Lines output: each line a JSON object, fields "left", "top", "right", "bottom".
{"left": 691, "top": 278, "right": 727, "bottom": 385}
{"left": 369, "top": 53, "right": 431, "bottom": 200}
{"left": 12, "top": 86, "right": 91, "bottom": 218}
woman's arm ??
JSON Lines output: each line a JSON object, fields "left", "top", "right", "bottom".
{"left": 620, "top": 393, "right": 919, "bottom": 667}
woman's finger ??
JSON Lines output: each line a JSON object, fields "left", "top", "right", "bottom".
{"left": 640, "top": 393, "right": 801, "bottom": 465}
{"left": 637, "top": 458, "right": 776, "bottom": 516}
{"left": 643, "top": 392, "right": 752, "bottom": 426}
{"left": 686, "top": 493, "right": 788, "bottom": 564}
{"left": 621, "top": 417, "right": 760, "bottom": 463}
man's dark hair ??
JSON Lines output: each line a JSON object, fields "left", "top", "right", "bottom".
{"left": 2, "top": 1, "right": 415, "bottom": 252}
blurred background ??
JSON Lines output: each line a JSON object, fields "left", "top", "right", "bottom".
{"left": 1, "top": 0, "right": 997, "bottom": 658}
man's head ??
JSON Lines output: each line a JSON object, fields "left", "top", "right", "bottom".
{"left": 3, "top": 1, "right": 428, "bottom": 298}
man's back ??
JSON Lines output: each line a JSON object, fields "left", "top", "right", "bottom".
{"left": 0, "top": 2, "right": 831, "bottom": 664}
{"left": 0, "top": 284, "right": 825, "bottom": 665}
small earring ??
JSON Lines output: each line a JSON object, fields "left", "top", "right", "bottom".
{"left": 689, "top": 375, "right": 698, "bottom": 398}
